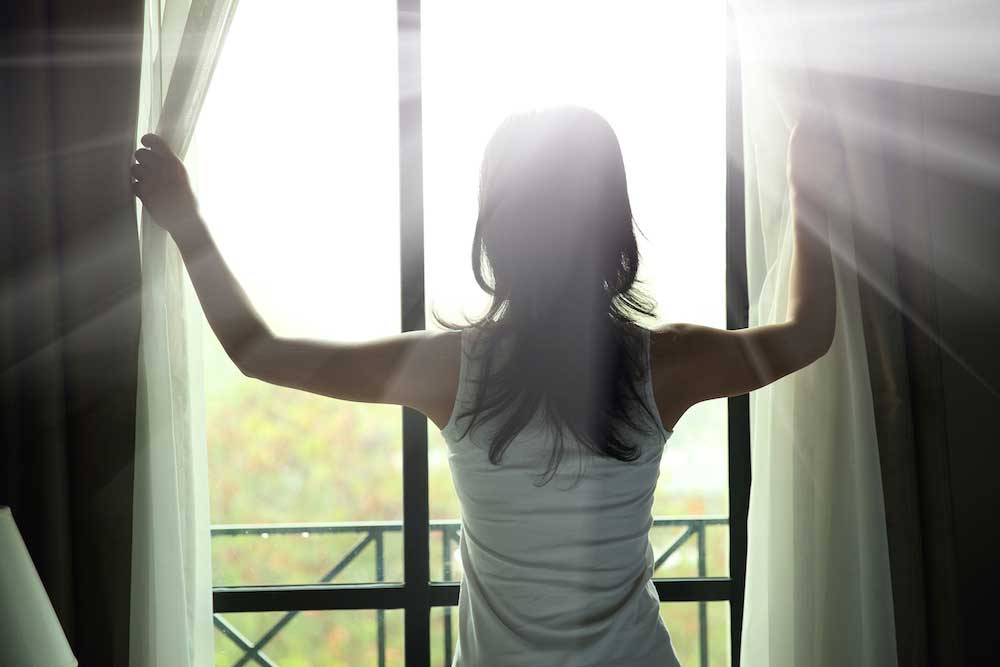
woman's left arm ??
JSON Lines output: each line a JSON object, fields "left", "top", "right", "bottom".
{"left": 133, "top": 133, "right": 271, "bottom": 374}
{"left": 131, "top": 133, "right": 458, "bottom": 418}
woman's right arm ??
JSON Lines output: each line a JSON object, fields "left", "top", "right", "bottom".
{"left": 651, "top": 118, "right": 840, "bottom": 420}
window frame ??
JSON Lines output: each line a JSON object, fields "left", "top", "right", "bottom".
{"left": 212, "top": 2, "right": 750, "bottom": 666}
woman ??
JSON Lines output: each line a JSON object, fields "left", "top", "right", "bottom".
{"left": 132, "top": 106, "right": 837, "bottom": 666}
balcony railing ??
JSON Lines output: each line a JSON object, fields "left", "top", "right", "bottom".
{"left": 211, "top": 516, "right": 728, "bottom": 667}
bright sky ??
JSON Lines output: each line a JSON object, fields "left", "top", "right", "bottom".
{"left": 189, "top": 0, "right": 726, "bottom": 342}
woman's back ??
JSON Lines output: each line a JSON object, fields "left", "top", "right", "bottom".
{"left": 137, "top": 105, "right": 837, "bottom": 667}
{"left": 441, "top": 323, "right": 682, "bottom": 667}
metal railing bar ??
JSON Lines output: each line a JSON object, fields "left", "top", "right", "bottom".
{"left": 210, "top": 516, "right": 727, "bottom": 537}
{"left": 442, "top": 529, "right": 453, "bottom": 667}
{"left": 210, "top": 516, "right": 731, "bottom": 664}
{"left": 213, "top": 615, "right": 278, "bottom": 667}
{"left": 376, "top": 532, "right": 386, "bottom": 667}
{"left": 231, "top": 534, "right": 375, "bottom": 667}
{"left": 215, "top": 578, "right": 730, "bottom": 614}
{"left": 653, "top": 579, "right": 731, "bottom": 602}
{"left": 429, "top": 583, "right": 459, "bottom": 607}
{"left": 229, "top": 613, "right": 292, "bottom": 667}
{"left": 653, "top": 525, "right": 696, "bottom": 571}
{"left": 215, "top": 584, "right": 408, "bottom": 613}
{"left": 698, "top": 525, "right": 709, "bottom": 667}
{"left": 211, "top": 521, "right": 402, "bottom": 536}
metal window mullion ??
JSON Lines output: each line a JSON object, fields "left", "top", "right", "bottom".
{"left": 398, "top": 1, "right": 431, "bottom": 667}
{"left": 214, "top": 585, "right": 409, "bottom": 613}
{"left": 726, "top": 6, "right": 750, "bottom": 667}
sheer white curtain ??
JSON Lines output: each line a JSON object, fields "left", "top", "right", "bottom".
{"left": 130, "top": 1, "right": 239, "bottom": 665}
{"left": 732, "top": 2, "right": 898, "bottom": 666}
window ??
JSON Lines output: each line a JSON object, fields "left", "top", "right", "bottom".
{"left": 191, "top": 1, "right": 748, "bottom": 666}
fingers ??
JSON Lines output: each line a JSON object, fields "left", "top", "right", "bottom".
{"left": 133, "top": 141, "right": 185, "bottom": 182}
{"left": 133, "top": 134, "right": 166, "bottom": 204}
{"left": 140, "top": 133, "right": 172, "bottom": 154}
{"left": 133, "top": 133, "right": 192, "bottom": 208}
{"left": 130, "top": 155, "right": 168, "bottom": 189}
{"left": 132, "top": 178, "right": 148, "bottom": 202}
{"left": 130, "top": 161, "right": 154, "bottom": 182}
{"left": 137, "top": 133, "right": 180, "bottom": 170}
{"left": 133, "top": 147, "right": 167, "bottom": 168}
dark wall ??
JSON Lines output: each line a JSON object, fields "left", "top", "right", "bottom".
{"left": 921, "top": 86, "right": 1000, "bottom": 665}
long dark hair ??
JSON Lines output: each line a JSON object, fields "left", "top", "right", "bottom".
{"left": 434, "top": 106, "right": 660, "bottom": 487}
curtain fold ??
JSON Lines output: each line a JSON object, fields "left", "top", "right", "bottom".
{"left": 0, "top": 2, "right": 144, "bottom": 666}
{"left": 129, "top": 1, "right": 239, "bottom": 665}
{"left": 848, "top": 80, "right": 967, "bottom": 667}
{"left": 733, "top": 1, "right": 985, "bottom": 664}
{"left": 733, "top": 2, "right": 900, "bottom": 666}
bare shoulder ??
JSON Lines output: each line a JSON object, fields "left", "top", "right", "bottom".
{"left": 419, "top": 329, "right": 464, "bottom": 431}
{"left": 413, "top": 327, "right": 463, "bottom": 363}
{"left": 648, "top": 323, "right": 703, "bottom": 431}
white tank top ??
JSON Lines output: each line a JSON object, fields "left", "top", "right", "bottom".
{"left": 440, "top": 323, "right": 682, "bottom": 667}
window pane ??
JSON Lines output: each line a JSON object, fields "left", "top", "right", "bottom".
{"left": 428, "top": 496, "right": 461, "bottom": 582}
{"left": 430, "top": 607, "right": 459, "bottom": 667}
{"left": 422, "top": 1, "right": 729, "bottom": 579}
{"left": 661, "top": 601, "right": 732, "bottom": 667}
{"left": 188, "top": 0, "right": 403, "bottom": 586}
{"left": 431, "top": 603, "right": 730, "bottom": 667}
{"left": 215, "top": 610, "right": 404, "bottom": 666}
{"left": 651, "top": 518, "right": 730, "bottom": 579}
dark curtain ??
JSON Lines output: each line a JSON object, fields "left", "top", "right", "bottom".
{"left": 0, "top": 2, "right": 143, "bottom": 666}
{"left": 848, "top": 75, "right": 968, "bottom": 667}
